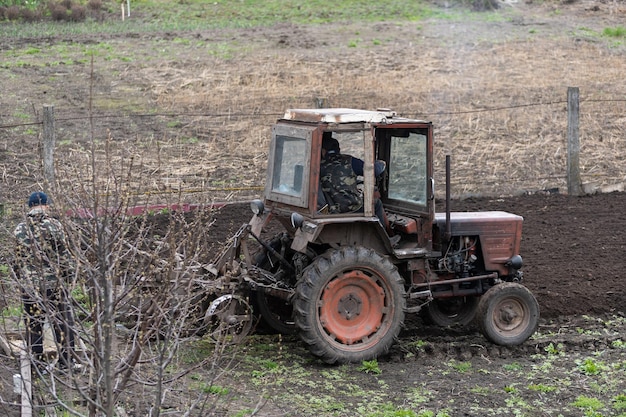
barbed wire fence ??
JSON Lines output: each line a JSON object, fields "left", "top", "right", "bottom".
{"left": 1, "top": 88, "right": 625, "bottom": 213}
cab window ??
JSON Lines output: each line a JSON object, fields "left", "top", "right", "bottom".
{"left": 266, "top": 125, "right": 313, "bottom": 207}
{"left": 271, "top": 135, "right": 307, "bottom": 196}
{"left": 388, "top": 131, "right": 428, "bottom": 207}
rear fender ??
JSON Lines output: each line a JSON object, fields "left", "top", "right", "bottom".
{"left": 291, "top": 216, "right": 391, "bottom": 254}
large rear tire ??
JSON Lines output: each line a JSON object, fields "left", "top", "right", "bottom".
{"left": 294, "top": 246, "right": 406, "bottom": 364}
{"left": 476, "top": 282, "right": 539, "bottom": 346}
{"left": 254, "top": 290, "right": 296, "bottom": 335}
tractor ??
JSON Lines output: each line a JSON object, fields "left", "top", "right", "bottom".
{"left": 204, "top": 108, "right": 539, "bottom": 364}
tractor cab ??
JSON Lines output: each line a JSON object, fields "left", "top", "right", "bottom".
{"left": 255, "top": 108, "right": 435, "bottom": 256}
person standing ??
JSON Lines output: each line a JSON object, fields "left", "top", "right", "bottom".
{"left": 13, "top": 191, "right": 78, "bottom": 372}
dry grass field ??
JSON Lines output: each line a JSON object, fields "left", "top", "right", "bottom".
{"left": 0, "top": 0, "right": 625, "bottom": 416}
{"left": 0, "top": 0, "right": 625, "bottom": 209}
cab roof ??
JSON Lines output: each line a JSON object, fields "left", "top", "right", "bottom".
{"left": 281, "top": 108, "right": 428, "bottom": 125}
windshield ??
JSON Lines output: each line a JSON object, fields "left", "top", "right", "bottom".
{"left": 388, "top": 131, "right": 428, "bottom": 206}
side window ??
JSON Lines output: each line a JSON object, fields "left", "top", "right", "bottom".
{"left": 266, "top": 124, "right": 314, "bottom": 208}
{"left": 271, "top": 135, "right": 307, "bottom": 196}
{"left": 388, "top": 132, "right": 428, "bottom": 206}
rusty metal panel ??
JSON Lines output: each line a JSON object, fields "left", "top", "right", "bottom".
{"left": 434, "top": 211, "right": 523, "bottom": 272}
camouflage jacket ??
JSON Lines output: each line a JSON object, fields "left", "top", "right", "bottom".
{"left": 320, "top": 152, "right": 363, "bottom": 213}
{"left": 13, "top": 207, "right": 74, "bottom": 292}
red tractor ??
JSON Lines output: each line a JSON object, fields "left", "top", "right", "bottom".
{"left": 205, "top": 108, "right": 539, "bottom": 364}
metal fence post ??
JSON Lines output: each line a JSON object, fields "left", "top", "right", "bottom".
{"left": 567, "top": 87, "right": 583, "bottom": 196}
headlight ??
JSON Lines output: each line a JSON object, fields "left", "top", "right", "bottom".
{"left": 250, "top": 199, "right": 265, "bottom": 215}
{"left": 506, "top": 255, "right": 523, "bottom": 270}
{"left": 291, "top": 212, "right": 318, "bottom": 233}
{"left": 291, "top": 212, "right": 304, "bottom": 228}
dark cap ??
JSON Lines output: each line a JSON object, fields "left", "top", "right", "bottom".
{"left": 322, "top": 134, "right": 340, "bottom": 153}
{"left": 28, "top": 191, "right": 48, "bottom": 207}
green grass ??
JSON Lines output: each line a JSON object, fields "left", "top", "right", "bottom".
{"left": 502, "top": 362, "right": 523, "bottom": 371}
{"left": 0, "top": 40, "right": 134, "bottom": 69}
{"left": 614, "top": 394, "right": 626, "bottom": 411}
{"left": 1, "top": 304, "right": 22, "bottom": 317}
{"left": 359, "top": 359, "right": 382, "bottom": 374}
{"left": 572, "top": 395, "right": 604, "bottom": 411}
{"left": 0, "top": 0, "right": 475, "bottom": 40}
{"left": 603, "top": 26, "right": 626, "bottom": 38}
{"left": 544, "top": 342, "right": 565, "bottom": 355}
{"left": 0, "top": 0, "right": 47, "bottom": 6}
{"left": 527, "top": 383, "right": 557, "bottom": 393}
{"left": 177, "top": 328, "right": 626, "bottom": 417}
{"left": 577, "top": 357, "right": 607, "bottom": 376}
{"left": 447, "top": 360, "right": 472, "bottom": 373}
{"left": 201, "top": 384, "right": 230, "bottom": 396}
{"left": 612, "top": 339, "right": 625, "bottom": 349}
{"left": 139, "top": 0, "right": 441, "bottom": 26}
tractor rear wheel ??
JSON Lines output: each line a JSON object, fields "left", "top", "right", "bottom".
{"left": 254, "top": 290, "right": 296, "bottom": 335}
{"left": 424, "top": 296, "right": 478, "bottom": 327}
{"left": 294, "top": 246, "right": 406, "bottom": 364}
{"left": 476, "top": 282, "right": 539, "bottom": 346}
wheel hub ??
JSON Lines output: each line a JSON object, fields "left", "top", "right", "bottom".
{"left": 500, "top": 306, "right": 518, "bottom": 323}
{"left": 493, "top": 299, "right": 526, "bottom": 332}
{"left": 319, "top": 270, "right": 386, "bottom": 345}
{"left": 338, "top": 294, "right": 362, "bottom": 320}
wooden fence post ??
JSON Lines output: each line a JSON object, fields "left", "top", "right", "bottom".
{"left": 42, "top": 105, "right": 56, "bottom": 193}
{"left": 315, "top": 97, "right": 329, "bottom": 108}
{"left": 567, "top": 87, "right": 583, "bottom": 196}
{"left": 20, "top": 345, "right": 33, "bottom": 417}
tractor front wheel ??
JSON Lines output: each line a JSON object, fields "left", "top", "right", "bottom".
{"left": 294, "top": 246, "right": 406, "bottom": 364}
{"left": 476, "top": 282, "right": 539, "bottom": 346}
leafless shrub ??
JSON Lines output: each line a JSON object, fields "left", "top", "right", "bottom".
{"left": 60, "top": 0, "right": 73, "bottom": 9}
{"left": 5, "top": 5, "right": 19, "bottom": 20}
{"left": 87, "top": 0, "right": 103, "bottom": 11}
{"left": 49, "top": 4, "right": 68, "bottom": 21}
{"left": 0, "top": 125, "right": 246, "bottom": 415}
{"left": 69, "top": 4, "right": 86, "bottom": 21}
{"left": 20, "top": 8, "right": 42, "bottom": 22}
